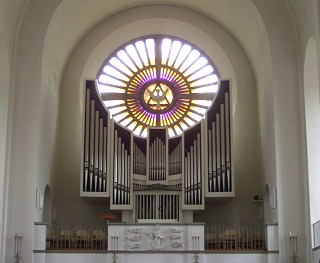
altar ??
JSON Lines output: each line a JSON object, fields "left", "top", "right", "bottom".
{"left": 108, "top": 222, "right": 204, "bottom": 251}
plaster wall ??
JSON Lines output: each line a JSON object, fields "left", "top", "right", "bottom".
{"left": 4, "top": 0, "right": 62, "bottom": 262}
{"left": 304, "top": 38, "right": 320, "bottom": 233}
{"left": 0, "top": 36, "right": 10, "bottom": 263}
{"left": 0, "top": 1, "right": 32, "bottom": 261}
{"left": 253, "top": 0, "right": 307, "bottom": 262}
{"left": 33, "top": 252, "right": 276, "bottom": 263}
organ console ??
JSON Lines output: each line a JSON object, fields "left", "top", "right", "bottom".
{"left": 81, "top": 79, "right": 233, "bottom": 221}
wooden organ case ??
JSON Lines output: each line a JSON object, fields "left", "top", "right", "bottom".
{"left": 81, "top": 80, "right": 234, "bottom": 222}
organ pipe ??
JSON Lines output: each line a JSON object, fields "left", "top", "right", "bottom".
{"left": 83, "top": 87, "right": 108, "bottom": 194}
{"left": 169, "top": 140, "right": 182, "bottom": 175}
{"left": 149, "top": 137, "right": 166, "bottom": 181}
{"left": 135, "top": 194, "right": 180, "bottom": 221}
{"left": 206, "top": 82, "right": 232, "bottom": 194}
{"left": 184, "top": 131, "right": 202, "bottom": 206}
{"left": 112, "top": 128, "right": 131, "bottom": 205}
{"left": 133, "top": 143, "right": 146, "bottom": 175}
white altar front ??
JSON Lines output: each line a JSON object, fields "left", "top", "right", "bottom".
{"left": 108, "top": 222, "right": 204, "bottom": 251}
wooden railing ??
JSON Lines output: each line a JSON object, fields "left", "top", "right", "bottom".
{"left": 45, "top": 225, "right": 265, "bottom": 251}
{"left": 46, "top": 226, "right": 108, "bottom": 250}
{"left": 205, "top": 226, "right": 265, "bottom": 251}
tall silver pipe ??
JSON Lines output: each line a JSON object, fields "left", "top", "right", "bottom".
{"left": 225, "top": 93, "right": 231, "bottom": 191}
{"left": 212, "top": 122, "right": 216, "bottom": 192}
{"left": 197, "top": 133, "right": 201, "bottom": 204}
{"left": 220, "top": 104, "right": 225, "bottom": 192}
{"left": 89, "top": 101, "right": 95, "bottom": 191}
{"left": 103, "top": 127, "right": 107, "bottom": 192}
{"left": 113, "top": 130, "right": 118, "bottom": 204}
{"left": 193, "top": 140, "right": 197, "bottom": 204}
{"left": 216, "top": 113, "right": 221, "bottom": 192}
{"left": 84, "top": 90, "right": 90, "bottom": 191}
{"left": 98, "top": 119, "right": 103, "bottom": 192}
{"left": 208, "top": 130, "right": 212, "bottom": 192}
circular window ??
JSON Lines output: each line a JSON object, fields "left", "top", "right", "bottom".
{"left": 96, "top": 35, "right": 220, "bottom": 138}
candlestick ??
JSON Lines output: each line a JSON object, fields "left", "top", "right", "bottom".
{"left": 289, "top": 232, "right": 297, "bottom": 263}
{"left": 14, "top": 235, "right": 22, "bottom": 263}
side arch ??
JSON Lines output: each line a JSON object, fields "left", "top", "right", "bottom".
{"left": 43, "top": 185, "right": 52, "bottom": 225}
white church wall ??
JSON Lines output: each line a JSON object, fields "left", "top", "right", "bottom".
{"left": 3, "top": 0, "right": 63, "bottom": 262}
{"left": 253, "top": 0, "right": 309, "bottom": 262}
{"left": 0, "top": 1, "right": 32, "bottom": 261}
{"left": 304, "top": 37, "right": 320, "bottom": 250}
{"left": 33, "top": 251, "right": 275, "bottom": 263}
{"left": 0, "top": 35, "right": 10, "bottom": 263}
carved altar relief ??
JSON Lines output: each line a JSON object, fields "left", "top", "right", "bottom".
{"left": 150, "top": 224, "right": 164, "bottom": 250}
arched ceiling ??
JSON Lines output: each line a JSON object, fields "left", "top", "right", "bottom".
{"left": 40, "top": 0, "right": 272, "bottom": 94}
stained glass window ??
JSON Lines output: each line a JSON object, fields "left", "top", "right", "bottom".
{"left": 96, "top": 36, "right": 220, "bottom": 138}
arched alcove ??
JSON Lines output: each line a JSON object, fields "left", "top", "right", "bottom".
{"left": 264, "top": 184, "right": 271, "bottom": 224}
{"left": 43, "top": 185, "right": 52, "bottom": 225}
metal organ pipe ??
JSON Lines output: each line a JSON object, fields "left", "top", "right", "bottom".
{"left": 169, "top": 141, "right": 182, "bottom": 175}
{"left": 216, "top": 113, "right": 221, "bottom": 192}
{"left": 225, "top": 93, "right": 231, "bottom": 192}
{"left": 113, "top": 130, "right": 131, "bottom": 205}
{"left": 184, "top": 133, "right": 202, "bottom": 205}
{"left": 149, "top": 137, "right": 166, "bottom": 181}
{"left": 207, "top": 88, "right": 232, "bottom": 194}
{"left": 83, "top": 87, "right": 108, "bottom": 193}
{"left": 89, "top": 101, "right": 95, "bottom": 191}
{"left": 84, "top": 89, "right": 90, "bottom": 192}
{"left": 211, "top": 123, "right": 216, "bottom": 192}
{"left": 113, "top": 130, "right": 118, "bottom": 204}
{"left": 197, "top": 133, "right": 202, "bottom": 204}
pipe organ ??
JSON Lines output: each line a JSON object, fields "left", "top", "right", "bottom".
{"left": 81, "top": 80, "right": 233, "bottom": 221}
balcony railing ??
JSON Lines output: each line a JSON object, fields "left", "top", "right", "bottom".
{"left": 205, "top": 226, "right": 265, "bottom": 251}
{"left": 46, "top": 226, "right": 107, "bottom": 250}
{"left": 45, "top": 225, "right": 265, "bottom": 251}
